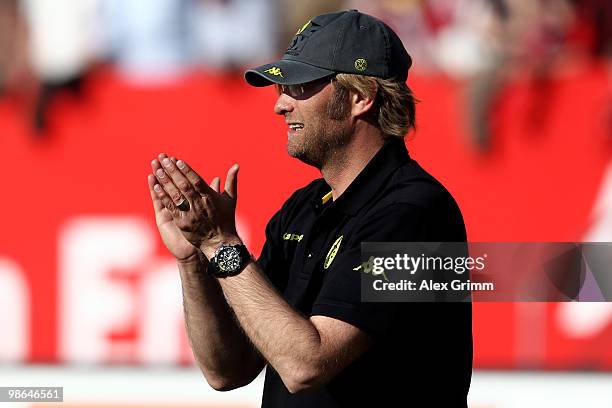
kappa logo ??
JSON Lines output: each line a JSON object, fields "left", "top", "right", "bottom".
{"left": 264, "top": 67, "right": 283, "bottom": 77}
{"left": 324, "top": 236, "right": 343, "bottom": 269}
{"left": 353, "top": 256, "right": 388, "bottom": 281}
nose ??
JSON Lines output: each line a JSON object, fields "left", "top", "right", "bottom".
{"left": 274, "top": 92, "right": 294, "bottom": 116}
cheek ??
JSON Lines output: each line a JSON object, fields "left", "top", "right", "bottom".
{"left": 326, "top": 94, "right": 351, "bottom": 120}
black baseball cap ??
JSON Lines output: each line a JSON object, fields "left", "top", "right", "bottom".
{"left": 245, "top": 9, "right": 412, "bottom": 87}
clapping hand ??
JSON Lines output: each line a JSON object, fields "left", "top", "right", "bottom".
{"left": 147, "top": 153, "right": 241, "bottom": 261}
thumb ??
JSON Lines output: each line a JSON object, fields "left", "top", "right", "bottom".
{"left": 225, "top": 163, "right": 239, "bottom": 199}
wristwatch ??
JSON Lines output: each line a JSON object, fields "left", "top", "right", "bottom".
{"left": 207, "top": 243, "right": 251, "bottom": 278}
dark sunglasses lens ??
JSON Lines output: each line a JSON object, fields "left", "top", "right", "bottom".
{"left": 278, "top": 76, "right": 334, "bottom": 98}
{"left": 277, "top": 84, "right": 302, "bottom": 97}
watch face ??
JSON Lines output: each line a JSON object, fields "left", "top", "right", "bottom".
{"left": 217, "top": 246, "right": 242, "bottom": 273}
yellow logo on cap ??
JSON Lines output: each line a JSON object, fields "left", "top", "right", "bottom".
{"left": 296, "top": 20, "right": 311, "bottom": 35}
{"left": 264, "top": 67, "right": 283, "bottom": 77}
{"left": 355, "top": 58, "right": 367, "bottom": 71}
{"left": 324, "top": 236, "right": 343, "bottom": 269}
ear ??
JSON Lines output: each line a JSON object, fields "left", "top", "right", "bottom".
{"left": 350, "top": 90, "right": 376, "bottom": 118}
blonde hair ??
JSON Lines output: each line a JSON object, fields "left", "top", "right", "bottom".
{"left": 332, "top": 73, "right": 417, "bottom": 139}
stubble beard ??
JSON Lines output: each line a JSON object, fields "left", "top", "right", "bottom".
{"left": 287, "top": 86, "right": 352, "bottom": 169}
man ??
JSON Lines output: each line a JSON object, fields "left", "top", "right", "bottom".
{"left": 147, "top": 10, "right": 472, "bottom": 407}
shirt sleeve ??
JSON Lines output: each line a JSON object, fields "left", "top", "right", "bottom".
{"left": 310, "top": 203, "right": 434, "bottom": 337}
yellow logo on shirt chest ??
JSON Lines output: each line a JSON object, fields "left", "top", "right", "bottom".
{"left": 283, "top": 233, "right": 303, "bottom": 242}
{"left": 324, "top": 236, "right": 343, "bottom": 269}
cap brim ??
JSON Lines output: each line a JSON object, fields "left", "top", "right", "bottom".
{"left": 245, "top": 59, "right": 335, "bottom": 87}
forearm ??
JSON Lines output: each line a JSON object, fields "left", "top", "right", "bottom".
{"left": 216, "top": 261, "right": 326, "bottom": 390}
{"left": 178, "top": 255, "right": 264, "bottom": 389}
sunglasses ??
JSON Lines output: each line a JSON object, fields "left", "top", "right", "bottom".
{"left": 276, "top": 75, "right": 336, "bottom": 99}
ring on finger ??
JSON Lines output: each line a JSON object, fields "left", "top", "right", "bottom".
{"left": 176, "top": 198, "right": 191, "bottom": 212}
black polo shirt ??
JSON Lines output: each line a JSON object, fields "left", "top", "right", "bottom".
{"left": 257, "top": 138, "right": 472, "bottom": 408}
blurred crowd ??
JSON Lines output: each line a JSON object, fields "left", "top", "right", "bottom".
{"left": 0, "top": 0, "right": 610, "bottom": 139}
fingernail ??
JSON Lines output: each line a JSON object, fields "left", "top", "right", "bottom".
{"left": 154, "top": 184, "right": 161, "bottom": 192}
{"left": 162, "top": 158, "right": 171, "bottom": 167}
{"left": 156, "top": 169, "right": 165, "bottom": 178}
{"left": 177, "top": 160, "right": 185, "bottom": 169}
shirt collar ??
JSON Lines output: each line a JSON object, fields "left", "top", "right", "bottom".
{"left": 314, "top": 138, "right": 410, "bottom": 216}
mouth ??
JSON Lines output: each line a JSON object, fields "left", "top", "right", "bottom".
{"left": 287, "top": 122, "right": 305, "bottom": 134}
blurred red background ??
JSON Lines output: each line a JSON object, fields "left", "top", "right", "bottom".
{"left": 1, "top": 64, "right": 611, "bottom": 369}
